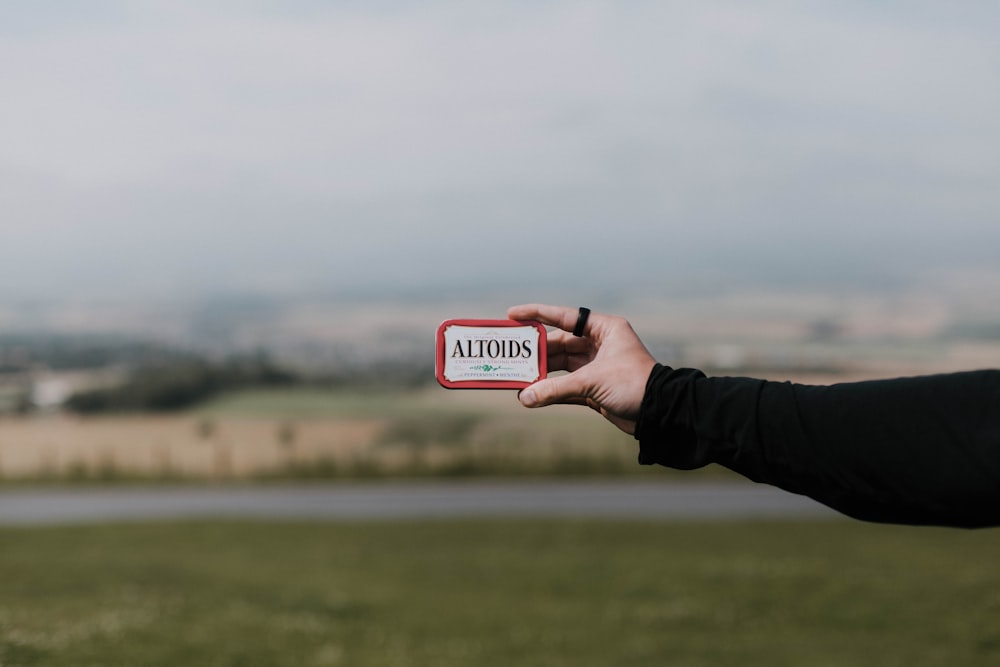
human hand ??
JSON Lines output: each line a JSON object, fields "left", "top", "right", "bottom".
{"left": 506, "top": 304, "right": 657, "bottom": 435}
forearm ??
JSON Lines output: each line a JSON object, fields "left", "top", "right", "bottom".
{"left": 635, "top": 364, "right": 1000, "bottom": 527}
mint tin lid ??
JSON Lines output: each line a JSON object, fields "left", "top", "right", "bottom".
{"left": 435, "top": 319, "right": 547, "bottom": 389}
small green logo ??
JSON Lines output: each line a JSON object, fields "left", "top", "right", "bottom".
{"left": 470, "top": 364, "right": 509, "bottom": 373}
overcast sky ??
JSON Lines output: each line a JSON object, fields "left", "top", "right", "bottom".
{"left": 2, "top": 1, "right": 999, "bottom": 302}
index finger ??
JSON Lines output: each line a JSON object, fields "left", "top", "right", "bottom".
{"left": 544, "top": 329, "right": 595, "bottom": 372}
{"left": 507, "top": 303, "right": 588, "bottom": 335}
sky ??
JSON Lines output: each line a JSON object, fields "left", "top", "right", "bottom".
{"left": 2, "top": 1, "right": 999, "bottom": 302}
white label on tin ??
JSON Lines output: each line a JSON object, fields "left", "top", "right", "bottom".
{"left": 443, "top": 325, "right": 540, "bottom": 383}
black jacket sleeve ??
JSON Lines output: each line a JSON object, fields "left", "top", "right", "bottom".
{"left": 634, "top": 364, "right": 1000, "bottom": 528}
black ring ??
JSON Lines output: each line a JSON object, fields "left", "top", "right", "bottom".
{"left": 573, "top": 307, "right": 591, "bottom": 337}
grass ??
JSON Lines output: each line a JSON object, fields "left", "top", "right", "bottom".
{"left": 2, "top": 519, "right": 1000, "bottom": 666}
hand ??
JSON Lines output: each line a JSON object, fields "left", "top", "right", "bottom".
{"left": 506, "top": 304, "right": 658, "bottom": 435}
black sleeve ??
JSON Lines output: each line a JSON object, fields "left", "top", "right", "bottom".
{"left": 634, "top": 364, "right": 1000, "bottom": 528}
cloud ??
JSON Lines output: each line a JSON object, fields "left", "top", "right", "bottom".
{"left": 1, "top": 1, "right": 998, "bottom": 299}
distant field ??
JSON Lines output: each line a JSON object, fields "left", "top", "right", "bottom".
{"left": 194, "top": 386, "right": 465, "bottom": 419}
{"left": 2, "top": 518, "right": 999, "bottom": 666}
{"left": 0, "top": 387, "right": 699, "bottom": 481}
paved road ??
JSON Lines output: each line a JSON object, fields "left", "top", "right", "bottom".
{"left": 0, "top": 481, "right": 839, "bottom": 525}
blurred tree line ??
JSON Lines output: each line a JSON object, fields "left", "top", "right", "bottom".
{"left": 64, "top": 357, "right": 297, "bottom": 413}
{"left": 2, "top": 333, "right": 434, "bottom": 415}
{"left": 0, "top": 334, "right": 190, "bottom": 372}
{"left": 64, "top": 357, "right": 434, "bottom": 413}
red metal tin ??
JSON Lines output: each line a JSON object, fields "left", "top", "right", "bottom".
{"left": 436, "top": 319, "right": 547, "bottom": 389}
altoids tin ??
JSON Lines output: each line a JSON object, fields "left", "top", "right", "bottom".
{"left": 435, "top": 319, "right": 547, "bottom": 389}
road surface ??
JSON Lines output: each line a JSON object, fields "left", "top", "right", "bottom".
{"left": 0, "top": 480, "right": 840, "bottom": 525}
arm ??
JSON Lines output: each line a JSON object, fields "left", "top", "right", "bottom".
{"left": 636, "top": 365, "right": 1000, "bottom": 528}
{"left": 508, "top": 304, "right": 1000, "bottom": 528}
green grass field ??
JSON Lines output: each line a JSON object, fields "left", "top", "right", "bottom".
{"left": 3, "top": 519, "right": 999, "bottom": 666}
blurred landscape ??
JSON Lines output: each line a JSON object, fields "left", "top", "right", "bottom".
{"left": 2, "top": 1, "right": 998, "bottom": 483}
{"left": 3, "top": 2, "right": 1000, "bottom": 664}
{"left": 1, "top": 276, "right": 998, "bottom": 483}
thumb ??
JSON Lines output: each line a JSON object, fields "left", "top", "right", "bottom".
{"left": 519, "top": 372, "right": 589, "bottom": 408}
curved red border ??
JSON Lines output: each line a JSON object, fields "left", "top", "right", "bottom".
{"left": 435, "top": 319, "right": 547, "bottom": 390}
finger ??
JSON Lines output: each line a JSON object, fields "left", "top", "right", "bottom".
{"left": 544, "top": 330, "right": 593, "bottom": 372}
{"left": 507, "top": 303, "right": 552, "bottom": 322}
{"left": 546, "top": 356, "right": 596, "bottom": 376}
{"left": 517, "top": 389, "right": 587, "bottom": 409}
{"left": 517, "top": 389, "right": 586, "bottom": 405}
{"left": 546, "top": 329, "right": 591, "bottom": 355}
{"left": 507, "top": 304, "right": 586, "bottom": 335}
{"left": 518, "top": 372, "right": 591, "bottom": 408}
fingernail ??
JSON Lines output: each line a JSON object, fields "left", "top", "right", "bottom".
{"left": 519, "top": 389, "right": 537, "bottom": 407}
